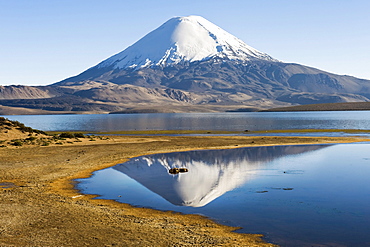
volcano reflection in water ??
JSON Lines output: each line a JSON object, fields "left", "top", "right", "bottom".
{"left": 113, "top": 145, "right": 327, "bottom": 207}
{"left": 77, "top": 143, "right": 370, "bottom": 246}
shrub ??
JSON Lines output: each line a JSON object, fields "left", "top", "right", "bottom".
{"left": 11, "top": 139, "right": 23, "bottom": 146}
{"left": 26, "top": 136, "right": 37, "bottom": 141}
{"left": 74, "top": 133, "right": 85, "bottom": 138}
{"left": 59, "top": 132, "right": 75, "bottom": 138}
{"left": 16, "top": 126, "right": 33, "bottom": 133}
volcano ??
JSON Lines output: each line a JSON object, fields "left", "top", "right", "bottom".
{"left": 93, "top": 15, "right": 276, "bottom": 69}
{"left": 1, "top": 16, "right": 370, "bottom": 114}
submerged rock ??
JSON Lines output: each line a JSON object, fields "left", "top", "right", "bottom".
{"left": 169, "top": 168, "right": 188, "bottom": 174}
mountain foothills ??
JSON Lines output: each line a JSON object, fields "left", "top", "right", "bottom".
{"left": 1, "top": 15, "right": 370, "bottom": 114}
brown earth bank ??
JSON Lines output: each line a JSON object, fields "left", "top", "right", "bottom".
{"left": 1, "top": 131, "right": 370, "bottom": 246}
{"left": 0, "top": 104, "right": 263, "bottom": 115}
{"left": 261, "top": 101, "right": 370, "bottom": 112}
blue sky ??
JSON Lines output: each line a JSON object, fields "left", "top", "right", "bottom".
{"left": 1, "top": 0, "right": 369, "bottom": 86}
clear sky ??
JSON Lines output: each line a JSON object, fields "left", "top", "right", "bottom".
{"left": 1, "top": 0, "right": 369, "bottom": 86}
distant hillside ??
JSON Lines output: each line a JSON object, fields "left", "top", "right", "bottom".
{"left": 0, "top": 85, "right": 56, "bottom": 99}
{"left": 261, "top": 102, "right": 370, "bottom": 112}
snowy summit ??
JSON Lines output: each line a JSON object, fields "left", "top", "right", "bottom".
{"left": 97, "top": 15, "right": 276, "bottom": 69}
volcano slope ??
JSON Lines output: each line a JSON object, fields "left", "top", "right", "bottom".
{"left": 2, "top": 16, "right": 370, "bottom": 114}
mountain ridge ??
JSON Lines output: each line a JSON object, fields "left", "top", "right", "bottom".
{"left": 1, "top": 15, "right": 370, "bottom": 114}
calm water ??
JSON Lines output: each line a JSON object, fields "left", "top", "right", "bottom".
{"left": 76, "top": 144, "right": 370, "bottom": 247}
{"left": 3, "top": 111, "right": 370, "bottom": 131}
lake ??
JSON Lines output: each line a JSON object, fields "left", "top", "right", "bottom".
{"left": 2, "top": 111, "right": 370, "bottom": 132}
{"left": 76, "top": 143, "right": 370, "bottom": 247}
{"left": 4, "top": 111, "right": 370, "bottom": 246}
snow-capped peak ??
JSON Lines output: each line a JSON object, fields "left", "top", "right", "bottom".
{"left": 97, "top": 15, "right": 276, "bottom": 69}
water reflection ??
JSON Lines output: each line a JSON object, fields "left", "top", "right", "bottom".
{"left": 114, "top": 145, "right": 327, "bottom": 207}
{"left": 77, "top": 143, "right": 370, "bottom": 246}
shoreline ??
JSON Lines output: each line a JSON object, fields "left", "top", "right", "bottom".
{"left": 2, "top": 134, "right": 370, "bottom": 246}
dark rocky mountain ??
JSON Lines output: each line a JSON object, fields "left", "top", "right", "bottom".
{"left": 56, "top": 58, "right": 370, "bottom": 106}
{"left": 1, "top": 16, "right": 370, "bottom": 114}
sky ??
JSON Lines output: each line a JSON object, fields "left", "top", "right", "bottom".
{"left": 1, "top": 0, "right": 369, "bottom": 86}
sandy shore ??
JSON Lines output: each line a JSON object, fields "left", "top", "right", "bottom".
{"left": 1, "top": 134, "right": 369, "bottom": 246}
